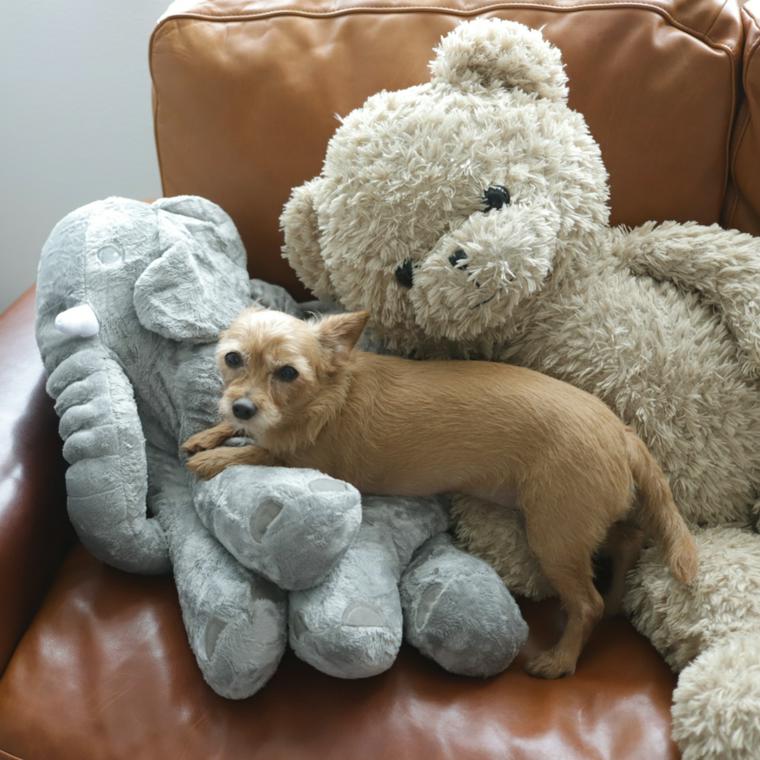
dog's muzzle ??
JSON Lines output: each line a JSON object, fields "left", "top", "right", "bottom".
{"left": 232, "top": 398, "right": 258, "bottom": 420}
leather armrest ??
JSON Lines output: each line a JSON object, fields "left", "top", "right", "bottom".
{"left": 723, "top": 0, "right": 760, "bottom": 234}
{"left": 0, "top": 287, "right": 72, "bottom": 674}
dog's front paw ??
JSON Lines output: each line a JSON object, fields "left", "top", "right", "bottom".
{"left": 182, "top": 429, "right": 218, "bottom": 455}
{"left": 186, "top": 450, "right": 229, "bottom": 480}
{"left": 525, "top": 648, "right": 576, "bottom": 679}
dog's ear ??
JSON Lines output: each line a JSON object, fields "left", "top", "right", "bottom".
{"left": 316, "top": 311, "right": 369, "bottom": 355}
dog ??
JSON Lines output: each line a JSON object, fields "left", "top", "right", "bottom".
{"left": 183, "top": 307, "right": 698, "bottom": 678}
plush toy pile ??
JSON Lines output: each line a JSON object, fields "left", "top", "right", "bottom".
{"left": 281, "top": 18, "right": 760, "bottom": 760}
{"left": 35, "top": 195, "right": 527, "bottom": 700}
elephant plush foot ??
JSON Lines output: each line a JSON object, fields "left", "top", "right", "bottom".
{"left": 400, "top": 533, "right": 528, "bottom": 677}
{"left": 192, "top": 465, "right": 362, "bottom": 590}
{"left": 149, "top": 452, "right": 288, "bottom": 699}
{"left": 289, "top": 537, "right": 403, "bottom": 678}
{"left": 289, "top": 496, "right": 448, "bottom": 678}
{"left": 176, "top": 552, "right": 287, "bottom": 699}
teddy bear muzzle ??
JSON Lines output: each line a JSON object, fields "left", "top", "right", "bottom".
{"left": 407, "top": 203, "right": 559, "bottom": 340}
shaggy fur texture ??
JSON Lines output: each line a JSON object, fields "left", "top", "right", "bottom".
{"left": 185, "top": 308, "right": 696, "bottom": 678}
{"left": 281, "top": 17, "right": 760, "bottom": 755}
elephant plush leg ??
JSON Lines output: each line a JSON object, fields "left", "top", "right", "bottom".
{"left": 289, "top": 496, "right": 448, "bottom": 678}
{"left": 400, "top": 533, "right": 528, "bottom": 677}
{"left": 150, "top": 448, "right": 287, "bottom": 699}
{"left": 192, "top": 465, "right": 362, "bottom": 590}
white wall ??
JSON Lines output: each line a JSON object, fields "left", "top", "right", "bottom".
{"left": 0, "top": 0, "right": 170, "bottom": 312}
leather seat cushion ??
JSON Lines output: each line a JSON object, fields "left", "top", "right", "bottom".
{"left": 0, "top": 545, "right": 678, "bottom": 759}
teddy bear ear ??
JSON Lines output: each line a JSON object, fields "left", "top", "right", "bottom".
{"left": 430, "top": 18, "right": 568, "bottom": 102}
{"left": 280, "top": 179, "right": 337, "bottom": 302}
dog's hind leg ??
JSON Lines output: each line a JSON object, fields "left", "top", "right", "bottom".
{"left": 521, "top": 494, "right": 606, "bottom": 679}
{"left": 600, "top": 520, "right": 645, "bottom": 617}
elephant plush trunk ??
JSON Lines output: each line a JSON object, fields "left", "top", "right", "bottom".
{"left": 46, "top": 347, "right": 170, "bottom": 574}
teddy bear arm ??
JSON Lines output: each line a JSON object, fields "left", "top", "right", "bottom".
{"left": 620, "top": 222, "right": 760, "bottom": 378}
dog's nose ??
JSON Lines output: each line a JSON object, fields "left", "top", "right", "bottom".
{"left": 448, "top": 249, "right": 468, "bottom": 268}
{"left": 232, "top": 398, "right": 258, "bottom": 420}
{"left": 395, "top": 259, "right": 414, "bottom": 288}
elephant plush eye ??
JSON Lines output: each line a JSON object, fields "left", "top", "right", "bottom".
{"left": 483, "top": 185, "right": 511, "bottom": 211}
{"left": 275, "top": 365, "right": 299, "bottom": 382}
{"left": 224, "top": 351, "right": 243, "bottom": 368}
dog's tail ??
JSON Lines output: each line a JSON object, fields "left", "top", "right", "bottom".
{"left": 625, "top": 428, "right": 698, "bottom": 584}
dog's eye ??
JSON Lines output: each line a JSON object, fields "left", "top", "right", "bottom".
{"left": 224, "top": 351, "right": 243, "bottom": 369}
{"left": 275, "top": 365, "right": 299, "bottom": 382}
{"left": 483, "top": 185, "right": 510, "bottom": 212}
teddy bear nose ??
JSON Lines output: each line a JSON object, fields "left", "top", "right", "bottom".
{"left": 395, "top": 259, "right": 414, "bottom": 288}
{"left": 232, "top": 398, "right": 258, "bottom": 420}
{"left": 448, "top": 250, "right": 468, "bottom": 268}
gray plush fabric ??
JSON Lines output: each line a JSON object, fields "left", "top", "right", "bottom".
{"left": 401, "top": 533, "right": 528, "bottom": 677}
{"left": 290, "top": 496, "right": 449, "bottom": 678}
{"left": 36, "top": 195, "right": 527, "bottom": 698}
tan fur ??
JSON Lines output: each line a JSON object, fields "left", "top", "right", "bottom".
{"left": 183, "top": 308, "right": 698, "bottom": 678}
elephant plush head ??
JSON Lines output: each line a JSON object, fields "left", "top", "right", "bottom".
{"left": 35, "top": 196, "right": 253, "bottom": 573}
{"left": 36, "top": 195, "right": 251, "bottom": 371}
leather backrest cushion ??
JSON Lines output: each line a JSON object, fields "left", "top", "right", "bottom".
{"left": 723, "top": 0, "right": 760, "bottom": 235}
{"left": 151, "top": 0, "right": 744, "bottom": 297}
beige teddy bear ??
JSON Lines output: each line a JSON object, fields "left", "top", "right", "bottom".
{"left": 281, "top": 18, "right": 760, "bottom": 760}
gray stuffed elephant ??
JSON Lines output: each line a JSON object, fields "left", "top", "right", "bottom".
{"left": 35, "top": 195, "right": 527, "bottom": 698}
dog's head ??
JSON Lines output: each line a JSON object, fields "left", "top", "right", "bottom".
{"left": 216, "top": 307, "right": 368, "bottom": 443}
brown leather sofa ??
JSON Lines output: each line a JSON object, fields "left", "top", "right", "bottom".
{"left": 2, "top": 1, "right": 759, "bottom": 758}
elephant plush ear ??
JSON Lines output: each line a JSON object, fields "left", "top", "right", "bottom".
{"left": 430, "top": 18, "right": 568, "bottom": 102}
{"left": 280, "top": 179, "right": 337, "bottom": 302}
{"left": 152, "top": 195, "right": 248, "bottom": 267}
{"left": 133, "top": 221, "right": 251, "bottom": 343}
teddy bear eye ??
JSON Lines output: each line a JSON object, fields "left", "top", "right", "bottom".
{"left": 224, "top": 351, "right": 243, "bottom": 368}
{"left": 275, "top": 365, "right": 299, "bottom": 382}
{"left": 395, "top": 259, "right": 414, "bottom": 289}
{"left": 483, "top": 185, "right": 511, "bottom": 211}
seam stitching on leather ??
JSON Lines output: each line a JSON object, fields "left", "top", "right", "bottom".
{"left": 726, "top": 104, "right": 750, "bottom": 226}
{"left": 727, "top": 27, "right": 760, "bottom": 226}
{"left": 703, "top": 0, "right": 729, "bottom": 40}
{"left": 151, "top": 2, "right": 737, "bottom": 52}
{"left": 744, "top": 1, "right": 760, "bottom": 26}
{"left": 150, "top": 18, "right": 181, "bottom": 196}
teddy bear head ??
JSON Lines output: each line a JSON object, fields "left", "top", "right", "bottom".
{"left": 282, "top": 18, "right": 610, "bottom": 350}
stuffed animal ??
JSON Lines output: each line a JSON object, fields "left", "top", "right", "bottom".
{"left": 281, "top": 18, "right": 760, "bottom": 759}
{"left": 35, "top": 195, "right": 527, "bottom": 699}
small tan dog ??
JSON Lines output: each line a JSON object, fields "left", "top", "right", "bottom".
{"left": 183, "top": 307, "right": 698, "bottom": 679}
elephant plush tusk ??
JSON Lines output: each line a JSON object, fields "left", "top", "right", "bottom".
{"left": 54, "top": 303, "right": 100, "bottom": 337}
